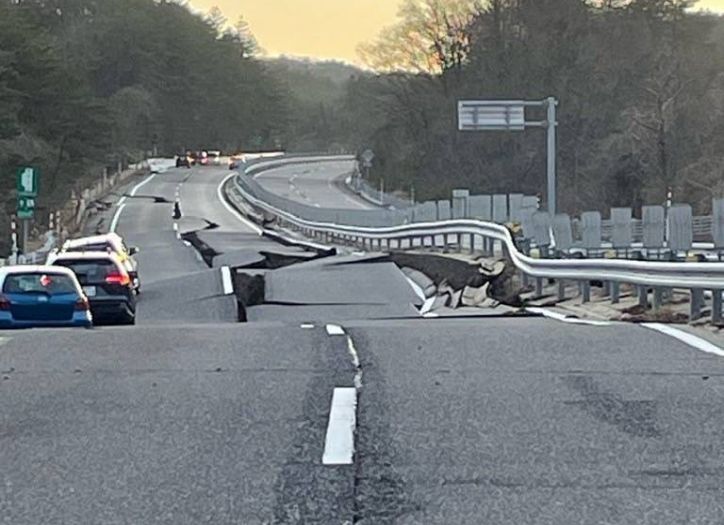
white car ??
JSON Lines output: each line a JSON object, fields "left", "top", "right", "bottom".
{"left": 55, "top": 233, "right": 141, "bottom": 292}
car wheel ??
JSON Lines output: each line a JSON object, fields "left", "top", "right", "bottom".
{"left": 120, "top": 308, "right": 136, "bottom": 325}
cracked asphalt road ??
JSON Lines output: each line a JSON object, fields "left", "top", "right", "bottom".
{"left": 4, "top": 160, "right": 724, "bottom": 523}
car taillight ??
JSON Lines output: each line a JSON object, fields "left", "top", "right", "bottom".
{"left": 105, "top": 272, "right": 131, "bottom": 286}
{"left": 0, "top": 295, "right": 10, "bottom": 311}
{"left": 74, "top": 297, "right": 90, "bottom": 311}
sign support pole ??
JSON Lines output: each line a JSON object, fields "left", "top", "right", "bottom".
{"left": 22, "top": 219, "right": 29, "bottom": 255}
{"left": 10, "top": 217, "right": 18, "bottom": 264}
{"left": 458, "top": 97, "right": 559, "bottom": 215}
{"left": 546, "top": 97, "right": 557, "bottom": 216}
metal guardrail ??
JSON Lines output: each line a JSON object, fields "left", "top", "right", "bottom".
{"left": 227, "top": 156, "right": 724, "bottom": 323}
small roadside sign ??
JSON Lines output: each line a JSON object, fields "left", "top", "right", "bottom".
{"left": 17, "top": 167, "right": 39, "bottom": 197}
{"left": 17, "top": 195, "right": 35, "bottom": 219}
{"left": 361, "top": 149, "right": 375, "bottom": 168}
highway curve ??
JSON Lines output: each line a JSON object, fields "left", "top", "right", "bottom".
{"left": 3, "top": 159, "right": 724, "bottom": 524}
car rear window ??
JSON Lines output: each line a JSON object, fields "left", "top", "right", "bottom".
{"left": 3, "top": 273, "right": 77, "bottom": 295}
{"left": 66, "top": 242, "right": 112, "bottom": 252}
{"left": 53, "top": 259, "right": 119, "bottom": 282}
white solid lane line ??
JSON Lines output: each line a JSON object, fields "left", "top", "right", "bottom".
{"left": 217, "top": 172, "right": 263, "bottom": 235}
{"left": 220, "top": 266, "right": 234, "bottom": 295}
{"left": 109, "top": 203, "right": 127, "bottom": 233}
{"left": 326, "top": 324, "right": 346, "bottom": 336}
{"left": 322, "top": 387, "right": 357, "bottom": 465}
{"left": 420, "top": 297, "right": 436, "bottom": 316}
{"left": 526, "top": 307, "right": 612, "bottom": 326}
{"left": 129, "top": 173, "right": 157, "bottom": 197}
{"left": 110, "top": 173, "right": 157, "bottom": 233}
{"left": 0, "top": 336, "right": 9, "bottom": 347}
{"left": 643, "top": 323, "right": 724, "bottom": 357}
{"left": 404, "top": 276, "right": 426, "bottom": 302}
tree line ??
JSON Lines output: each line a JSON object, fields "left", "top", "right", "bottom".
{"left": 0, "top": 0, "right": 291, "bottom": 253}
{"left": 330, "top": 0, "right": 724, "bottom": 215}
{"left": 3, "top": 0, "right": 724, "bottom": 256}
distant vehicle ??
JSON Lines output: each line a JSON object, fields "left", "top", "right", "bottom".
{"left": 176, "top": 154, "right": 191, "bottom": 168}
{"left": 198, "top": 150, "right": 209, "bottom": 166}
{"left": 229, "top": 154, "right": 244, "bottom": 170}
{"left": 47, "top": 252, "right": 137, "bottom": 325}
{"left": 57, "top": 233, "right": 141, "bottom": 292}
{"left": 208, "top": 150, "right": 221, "bottom": 165}
{"left": 0, "top": 266, "right": 92, "bottom": 329}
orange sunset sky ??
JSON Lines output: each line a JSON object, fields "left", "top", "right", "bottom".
{"left": 189, "top": 0, "right": 724, "bottom": 64}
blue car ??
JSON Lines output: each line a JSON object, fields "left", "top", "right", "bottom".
{"left": 0, "top": 265, "right": 93, "bottom": 329}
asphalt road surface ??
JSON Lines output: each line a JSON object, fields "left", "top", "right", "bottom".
{"left": 254, "top": 160, "right": 375, "bottom": 210}
{"left": 3, "top": 160, "right": 724, "bottom": 523}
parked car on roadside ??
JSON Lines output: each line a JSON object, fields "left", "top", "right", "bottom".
{"left": 0, "top": 266, "right": 92, "bottom": 329}
{"left": 47, "top": 252, "right": 137, "bottom": 325}
{"left": 57, "top": 233, "right": 141, "bottom": 292}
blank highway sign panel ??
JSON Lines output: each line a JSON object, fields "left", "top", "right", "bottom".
{"left": 458, "top": 101, "right": 525, "bottom": 131}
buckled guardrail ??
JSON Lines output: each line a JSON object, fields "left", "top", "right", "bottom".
{"left": 228, "top": 156, "right": 724, "bottom": 323}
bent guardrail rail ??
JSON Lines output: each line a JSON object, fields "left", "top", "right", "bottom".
{"left": 226, "top": 155, "right": 724, "bottom": 323}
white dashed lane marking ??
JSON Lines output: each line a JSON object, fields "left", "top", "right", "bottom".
{"left": 321, "top": 323, "right": 363, "bottom": 465}
{"left": 322, "top": 387, "right": 357, "bottom": 465}
{"left": 325, "top": 324, "right": 346, "bottom": 336}
{"left": 220, "top": 266, "right": 234, "bottom": 295}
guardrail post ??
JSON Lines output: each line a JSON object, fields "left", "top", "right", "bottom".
{"left": 557, "top": 281, "right": 565, "bottom": 301}
{"left": 581, "top": 281, "right": 591, "bottom": 303}
{"left": 611, "top": 282, "right": 620, "bottom": 304}
{"left": 603, "top": 281, "right": 611, "bottom": 297}
{"left": 653, "top": 287, "right": 663, "bottom": 312}
{"left": 713, "top": 290, "right": 723, "bottom": 324}
{"left": 535, "top": 277, "right": 543, "bottom": 298}
{"left": 690, "top": 289, "right": 704, "bottom": 321}
{"left": 469, "top": 233, "right": 475, "bottom": 254}
{"left": 638, "top": 286, "right": 648, "bottom": 308}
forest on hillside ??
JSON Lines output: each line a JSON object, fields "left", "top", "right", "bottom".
{"left": 3, "top": 0, "right": 724, "bottom": 252}
{"left": 0, "top": 0, "right": 289, "bottom": 244}
{"left": 334, "top": 0, "right": 724, "bottom": 215}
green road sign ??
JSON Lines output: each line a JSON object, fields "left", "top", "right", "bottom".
{"left": 17, "top": 195, "right": 36, "bottom": 219}
{"left": 17, "top": 167, "right": 39, "bottom": 197}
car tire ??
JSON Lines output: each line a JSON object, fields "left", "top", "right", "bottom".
{"left": 120, "top": 309, "right": 136, "bottom": 325}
